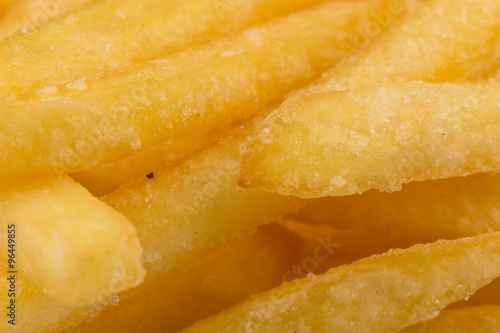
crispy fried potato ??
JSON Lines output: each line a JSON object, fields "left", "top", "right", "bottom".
{"left": 70, "top": 125, "right": 225, "bottom": 196}
{"left": 71, "top": 224, "right": 303, "bottom": 333}
{"left": 0, "top": 224, "right": 301, "bottom": 333}
{"left": 0, "top": 1, "right": 381, "bottom": 180}
{"left": 239, "top": 82, "right": 500, "bottom": 198}
{"left": 0, "top": 0, "right": 325, "bottom": 97}
{"left": 0, "top": 0, "right": 90, "bottom": 39}
{"left": 0, "top": 271, "right": 108, "bottom": 333}
{"left": 295, "top": 0, "right": 500, "bottom": 96}
{"left": 182, "top": 232, "right": 500, "bottom": 332}
{"left": 291, "top": 173, "right": 500, "bottom": 240}
{"left": 0, "top": 175, "right": 144, "bottom": 305}
{"left": 402, "top": 305, "right": 500, "bottom": 333}
{"left": 101, "top": 110, "right": 305, "bottom": 280}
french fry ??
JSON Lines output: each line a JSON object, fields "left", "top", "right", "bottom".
{"left": 0, "top": 175, "right": 145, "bottom": 306}
{"left": 0, "top": 263, "right": 113, "bottom": 333}
{"left": 181, "top": 232, "right": 500, "bottom": 332}
{"left": 402, "top": 305, "right": 500, "bottom": 333}
{"left": 101, "top": 110, "right": 305, "bottom": 280}
{"left": 452, "top": 277, "right": 500, "bottom": 309}
{"left": 72, "top": 224, "right": 303, "bottom": 333}
{"left": 239, "top": 82, "right": 500, "bottom": 198}
{"left": 71, "top": 126, "right": 224, "bottom": 196}
{"left": 0, "top": 0, "right": 90, "bottom": 39}
{"left": 294, "top": 0, "right": 500, "bottom": 96}
{"left": 0, "top": 0, "right": 384, "bottom": 180}
{"left": 0, "top": 0, "right": 325, "bottom": 97}
{"left": 291, "top": 173, "right": 500, "bottom": 240}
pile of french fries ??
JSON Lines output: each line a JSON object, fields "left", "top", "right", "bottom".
{"left": 2, "top": 0, "right": 500, "bottom": 332}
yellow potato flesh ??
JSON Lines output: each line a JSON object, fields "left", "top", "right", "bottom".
{"left": 0, "top": 175, "right": 144, "bottom": 305}
{"left": 239, "top": 82, "right": 500, "bottom": 198}
{"left": 0, "top": 0, "right": 377, "bottom": 180}
{"left": 72, "top": 224, "right": 303, "bottom": 333}
{"left": 182, "top": 232, "right": 500, "bottom": 333}
{"left": 0, "top": 0, "right": 90, "bottom": 39}
{"left": 101, "top": 111, "right": 305, "bottom": 280}
{"left": 0, "top": 0, "right": 325, "bottom": 97}
{"left": 296, "top": 0, "right": 500, "bottom": 96}
{"left": 402, "top": 305, "right": 500, "bottom": 333}
{"left": 291, "top": 173, "right": 500, "bottom": 240}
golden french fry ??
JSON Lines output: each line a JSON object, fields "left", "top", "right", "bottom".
{"left": 72, "top": 224, "right": 303, "bottom": 333}
{"left": 71, "top": 126, "right": 223, "bottom": 196}
{"left": 402, "top": 305, "right": 500, "bottom": 333}
{"left": 0, "top": 0, "right": 384, "bottom": 180}
{"left": 0, "top": 175, "right": 145, "bottom": 306}
{"left": 239, "top": 82, "right": 500, "bottom": 198}
{"left": 291, "top": 173, "right": 500, "bottom": 240}
{"left": 294, "top": 0, "right": 500, "bottom": 96}
{"left": 0, "top": 0, "right": 90, "bottom": 39}
{"left": 0, "top": 0, "right": 325, "bottom": 97}
{"left": 101, "top": 111, "right": 305, "bottom": 280}
{"left": 0, "top": 265, "right": 109, "bottom": 333}
{"left": 182, "top": 232, "right": 500, "bottom": 332}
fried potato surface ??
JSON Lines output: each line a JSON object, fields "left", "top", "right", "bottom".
{"left": 291, "top": 173, "right": 500, "bottom": 240}
{"left": 0, "top": 0, "right": 377, "bottom": 180}
{"left": 239, "top": 82, "right": 500, "bottom": 198}
{"left": 295, "top": 0, "right": 500, "bottom": 96}
{"left": 101, "top": 111, "right": 305, "bottom": 280}
{"left": 182, "top": 232, "right": 500, "bottom": 332}
{"left": 0, "top": 0, "right": 325, "bottom": 97}
{"left": 0, "top": 268, "right": 108, "bottom": 333}
{"left": 70, "top": 123, "right": 227, "bottom": 196}
{"left": 71, "top": 224, "right": 303, "bottom": 333}
{"left": 0, "top": 175, "right": 144, "bottom": 305}
{"left": 0, "top": 0, "right": 90, "bottom": 39}
{"left": 402, "top": 305, "right": 500, "bottom": 333}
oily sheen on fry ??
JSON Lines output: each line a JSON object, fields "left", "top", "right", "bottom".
{"left": 0, "top": 0, "right": 375, "bottom": 179}
{"left": 181, "top": 232, "right": 500, "bottom": 332}
{"left": 239, "top": 82, "right": 500, "bottom": 198}
{"left": 0, "top": 176, "right": 145, "bottom": 306}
